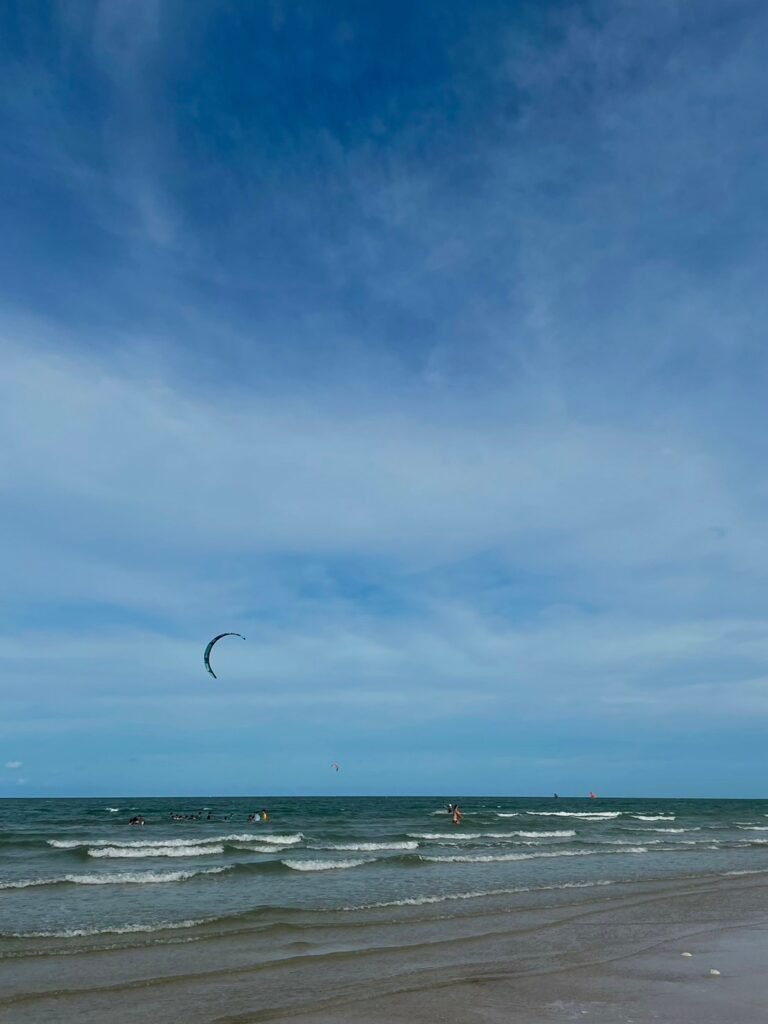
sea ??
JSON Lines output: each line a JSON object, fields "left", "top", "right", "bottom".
{"left": 2, "top": 795, "right": 767, "bottom": 962}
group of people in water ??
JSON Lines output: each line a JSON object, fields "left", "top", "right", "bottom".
{"left": 129, "top": 810, "right": 270, "bottom": 825}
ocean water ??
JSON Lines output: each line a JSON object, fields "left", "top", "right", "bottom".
{"left": 2, "top": 795, "right": 767, "bottom": 959}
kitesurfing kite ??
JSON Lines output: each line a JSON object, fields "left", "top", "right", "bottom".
{"left": 204, "top": 633, "right": 245, "bottom": 679}
{"left": 331, "top": 762, "right": 340, "bottom": 772}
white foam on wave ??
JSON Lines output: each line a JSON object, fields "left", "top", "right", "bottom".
{"left": 525, "top": 811, "right": 621, "bottom": 820}
{"left": 349, "top": 879, "right": 614, "bottom": 910}
{"left": 231, "top": 844, "right": 293, "bottom": 854}
{"left": 736, "top": 826, "right": 768, "bottom": 831}
{"left": 48, "top": 832, "right": 303, "bottom": 850}
{"left": 631, "top": 815, "right": 675, "bottom": 821}
{"left": 422, "top": 847, "right": 647, "bottom": 864}
{"left": 7, "top": 919, "right": 208, "bottom": 939}
{"left": 495, "top": 813, "right": 520, "bottom": 818}
{"left": 220, "top": 833, "right": 303, "bottom": 845}
{"left": 87, "top": 844, "right": 224, "bottom": 859}
{"left": 408, "top": 830, "right": 575, "bottom": 841}
{"left": 105, "top": 808, "right": 120, "bottom": 813}
{"left": 0, "top": 867, "right": 228, "bottom": 889}
{"left": 599, "top": 838, "right": 663, "bottom": 845}
{"left": 313, "top": 841, "right": 419, "bottom": 852}
{"left": 410, "top": 832, "right": 472, "bottom": 840}
{"left": 509, "top": 829, "right": 575, "bottom": 838}
{"left": 622, "top": 825, "right": 699, "bottom": 833}
{"left": 282, "top": 858, "right": 369, "bottom": 872}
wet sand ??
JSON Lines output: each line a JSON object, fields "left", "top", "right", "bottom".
{"left": 3, "top": 873, "right": 767, "bottom": 1023}
{"left": 277, "top": 913, "right": 768, "bottom": 1024}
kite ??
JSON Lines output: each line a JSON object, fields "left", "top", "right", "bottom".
{"left": 204, "top": 633, "right": 245, "bottom": 678}
{"left": 331, "top": 762, "right": 340, "bottom": 772}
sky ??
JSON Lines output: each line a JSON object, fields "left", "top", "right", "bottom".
{"left": 2, "top": 0, "right": 768, "bottom": 798}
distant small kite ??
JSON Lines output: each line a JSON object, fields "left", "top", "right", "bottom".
{"left": 204, "top": 633, "right": 245, "bottom": 678}
{"left": 331, "top": 762, "right": 340, "bottom": 772}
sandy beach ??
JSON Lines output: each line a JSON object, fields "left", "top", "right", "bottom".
{"left": 3, "top": 872, "right": 767, "bottom": 1024}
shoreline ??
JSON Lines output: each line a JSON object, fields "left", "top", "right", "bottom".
{"left": 3, "top": 872, "right": 768, "bottom": 1023}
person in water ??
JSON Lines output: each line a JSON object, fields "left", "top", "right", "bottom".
{"left": 452, "top": 805, "right": 462, "bottom": 826}
{"left": 260, "top": 809, "right": 269, "bottom": 822}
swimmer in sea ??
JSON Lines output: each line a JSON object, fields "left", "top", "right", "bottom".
{"left": 452, "top": 805, "right": 462, "bottom": 826}
{"left": 260, "top": 809, "right": 269, "bottom": 822}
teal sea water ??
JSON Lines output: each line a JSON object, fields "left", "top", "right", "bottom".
{"left": 2, "top": 796, "right": 767, "bottom": 958}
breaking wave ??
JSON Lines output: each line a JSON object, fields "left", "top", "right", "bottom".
{"left": 87, "top": 844, "right": 225, "bottom": 859}
{"left": 421, "top": 847, "right": 647, "bottom": 864}
{"left": 6, "top": 919, "right": 209, "bottom": 939}
{"left": 0, "top": 867, "right": 228, "bottom": 890}
{"left": 525, "top": 812, "right": 621, "bottom": 820}
{"left": 312, "top": 841, "right": 419, "bottom": 852}
{"left": 349, "top": 879, "right": 614, "bottom": 910}
{"left": 48, "top": 833, "right": 303, "bottom": 850}
{"left": 407, "top": 830, "right": 575, "bottom": 840}
{"left": 282, "top": 858, "right": 369, "bottom": 872}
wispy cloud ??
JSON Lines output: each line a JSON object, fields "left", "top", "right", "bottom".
{"left": 2, "top": 0, "right": 767, "bottom": 794}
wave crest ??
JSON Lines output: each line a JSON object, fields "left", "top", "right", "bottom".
{"left": 282, "top": 858, "right": 368, "bottom": 872}
{"left": 87, "top": 844, "right": 224, "bottom": 859}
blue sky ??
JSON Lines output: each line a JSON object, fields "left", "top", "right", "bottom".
{"left": 2, "top": 0, "right": 768, "bottom": 797}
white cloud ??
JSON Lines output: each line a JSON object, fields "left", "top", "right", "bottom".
{"left": 2, "top": 331, "right": 767, "bottom": 745}
{"left": 0, "top": 338, "right": 760, "bottom": 576}
{"left": 4, "top": 761, "right": 22, "bottom": 769}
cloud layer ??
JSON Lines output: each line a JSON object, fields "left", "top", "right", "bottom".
{"left": 1, "top": 0, "right": 767, "bottom": 795}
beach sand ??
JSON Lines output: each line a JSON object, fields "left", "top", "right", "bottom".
{"left": 276, "top": 915, "right": 768, "bottom": 1024}
{"left": 3, "top": 874, "right": 767, "bottom": 1023}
